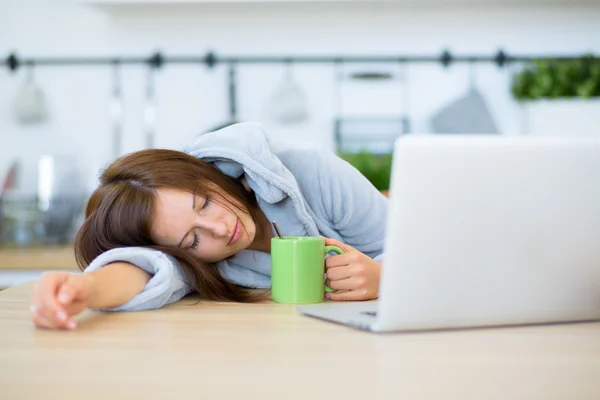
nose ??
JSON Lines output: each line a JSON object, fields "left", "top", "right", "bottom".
{"left": 197, "top": 216, "right": 228, "bottom": 239}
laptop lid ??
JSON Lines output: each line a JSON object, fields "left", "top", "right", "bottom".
{"left": 375, "top": 135, "right": 600, "bottom": 331}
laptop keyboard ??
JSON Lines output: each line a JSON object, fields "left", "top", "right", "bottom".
{"left": 361, "top": 311, "right": 377, "bottom": 317}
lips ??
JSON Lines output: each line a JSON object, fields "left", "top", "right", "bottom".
{"left": 228, "top": 219, "right": 241, "bottom": 246}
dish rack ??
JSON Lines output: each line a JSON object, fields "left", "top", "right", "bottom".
{"left": 0, "top": 194, "right": 85, "bottom": 247}
{"left": 334, "top": 117, "right": 405, "bottom": 154}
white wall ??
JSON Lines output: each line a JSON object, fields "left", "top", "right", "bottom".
{"left": 1, "top": 0, "right": 600, "bottom": 193}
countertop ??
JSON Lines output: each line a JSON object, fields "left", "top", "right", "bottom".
{"left": 1, "top": 282, "right": 600, "bottom": 400}
{"left": 0, "top": 245, "right": 78, "bottom": 270}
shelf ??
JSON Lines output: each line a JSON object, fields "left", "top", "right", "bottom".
{"left": 79, "top": 0, "right": 384, "bottom": 4}
{"left": 78, "top": 0, "right": 594, "bottom": 5}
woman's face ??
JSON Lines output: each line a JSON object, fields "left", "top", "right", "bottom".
{"left": 150, "top": 187, "right": 257, "bottom": 263}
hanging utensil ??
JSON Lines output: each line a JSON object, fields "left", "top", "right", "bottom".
{"left": 13, "top": 62, "right": 49, "bottom": 125}
{"left": 264, "top": 60, "right": 309, "bottom": 124}
{"left": 429, "top": 60, "right": 499, "bottom": 134}
{"left": 468, "top": 59, "right": 477, "bottom": 93}
{"left": 109, "top": 61, "right": 123, "bottom": 159}
{"left": 334, "top": 61, "right": 403, "bottom": 155}
{"left": 333, "top": 60, "right": 344, "bottom": 152}
{"left": 228, "top": 61, "right": 238, "bottom": 123}
{"left": 398, "top": 61, "right": 411, "bottom": 134}
{"left": 1, "top": 162, "right": 18, "bottom": 195}
{"left": 0, "top": 161, "right": 18, "bottom": 245}
{"left": 143, "top": 64, "right": 157, "bottom": 148}
{"left": 350, "top": 71, "right": 394, "bottom": 80}
{"left": 206, "top": 62, "right": 238, "bottom": 132}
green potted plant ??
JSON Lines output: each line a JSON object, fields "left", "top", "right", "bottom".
{"left": 511, "top": 56, "right": 600, "bottom": 136}
{"left": 338, "top": 151, "right": 393, "bottom": 195}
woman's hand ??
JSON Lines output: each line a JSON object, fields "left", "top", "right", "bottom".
{"left": 323, "top": 238, "right": 381, "bottom": 301}
{"left": 30, "top": 272, "right": 94, "bottom": 330}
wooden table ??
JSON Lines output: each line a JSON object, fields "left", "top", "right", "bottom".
{"left": 1, "top": 283, "right": 599, "bottom": 400}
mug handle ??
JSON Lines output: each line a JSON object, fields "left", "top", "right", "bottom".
{"left": 323, "top": 245, "right": 344, "bottom": 293}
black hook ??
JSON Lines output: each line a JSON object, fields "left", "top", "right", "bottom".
{"left": 6, "top": 53, "right": 19, "bottom": 72}
{"left": 147, "top": 52, "right": 164, "bottom": 69}
{"left": 440, "top": 50, "right": 453, "bottom": 68}
{"left": 494, "top": 50, "right": 508, "bottom": 68}
{"left": 204, "top": 51, "right": 217, "bottom": 69}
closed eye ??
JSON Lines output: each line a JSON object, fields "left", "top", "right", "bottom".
{"left": 190, "top": 232, "right": 199, "bottom": 249}
{"left": 201, "top": 196, "right": 210, "bottom": 210}
{"left": 178, "top": 193, "right": 198, "bottom": 249}
{"left": 188, "top": 196, "right": 209, "bottom": 250}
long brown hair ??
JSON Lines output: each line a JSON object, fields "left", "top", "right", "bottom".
{"left": 74, "top": 149, "right": 265, "bottom": 303}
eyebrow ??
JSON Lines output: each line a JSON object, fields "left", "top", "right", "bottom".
{"left": 177, "top": 194, "right": 196, "bottom": 248}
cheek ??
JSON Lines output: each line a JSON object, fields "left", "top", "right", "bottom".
{"left": 244, "top": 218, "right": 257, "bottom": 241}
{"left": 194, "top": 242, "right": 226, "bottom": 263}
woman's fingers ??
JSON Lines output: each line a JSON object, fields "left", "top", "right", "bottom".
{"left": 31, "top": 312, "right": 56, "bottom": 329}
{"left": 63, "top": 301, "right": 87, "bottom": 321}
{"left": 326, "top": 289, "right": 367, "bottom": 301}
{"left": 57, "top": 274, "right": 87, "bottom": 305}
{"left": 324, "top": 255, "right": 382, "bottom": 301}
{"left": 327, "top": 276, "right": 367, "bottom": 291}
{"left": 321, "top": 237, "right": 382, "bottom": 302}
{"left": 31, "top": 304, "right": 76, "bottom": 330}
{"left": 323, "top": 237, "right": 354, "bottom": 253}
{"left": 31, "top": 274, "right": 69, "bottom": 328}
{"left": 31, "top": 302, "right": 68, "bottom": 329}
{"left": 53, "top": 276, "right": 88, "bottom": 329}
{"left": 325, "top": 252, "right": 360, "bottom": 268}
{"left": 325, "top": 266, "right": 353, "bottom": 281}
{"left": 30, "top": 272, "right": 84, "bottom": 330}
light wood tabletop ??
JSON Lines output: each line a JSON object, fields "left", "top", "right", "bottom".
{"left": 1, "top": 282, "right": 600, "bottom": 400}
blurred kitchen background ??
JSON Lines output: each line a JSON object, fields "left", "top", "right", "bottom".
{"left": 0, "top": 0, "right": 599, "bottom": 252}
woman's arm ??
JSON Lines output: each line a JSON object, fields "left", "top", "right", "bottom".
{"left": 318, "top": 151, "right": 388, "bottom": 256}
{"left": 282, "top": 147, "right": 388, "bottom": 257}
{"left": 85, "top": 262, "right": 151, "bottom": 308}
{"left": 313, "top": 152, "right": 388, "bottom": 300}
{"left": 82, "top": 247, "right": 192, "bottom": 312}
{"left": 30, "top": 262, "right": 150, "bottom": 330}
{"left": 278, "top": 147, "right": 388, "bottom": 301}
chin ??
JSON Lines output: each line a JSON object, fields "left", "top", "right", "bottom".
{"left": 237, "top": 238, "right": 252, "bottom": 252}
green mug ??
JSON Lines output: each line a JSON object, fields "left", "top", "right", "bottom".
{"left": 271, "top": 236, "right": 344, "bottom": 304}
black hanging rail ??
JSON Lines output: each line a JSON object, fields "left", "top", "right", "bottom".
{"left": 3, "top": 50, "right": 599, "bottom": 71}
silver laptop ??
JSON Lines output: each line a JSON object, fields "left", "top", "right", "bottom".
{"left": 298, "top": 135, "right": 600, "bottom": 332}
